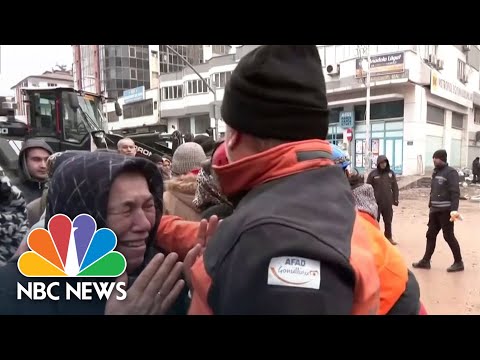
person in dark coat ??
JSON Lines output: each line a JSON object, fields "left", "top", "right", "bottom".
{"left": 413, "top": 149, "right": 464, "bottom": 272}
{"left": 187, "top": 45, "right": 382, "bottom": 315}
{"left": 14, "top": 139, "right": 53, "bottom": 204}
{"left": 0, "top": 175, "right": 28, "bottom": 267}
{"left": 472, "top": 157, "right": 480, "bottom": 184}
{"left": 366, "top": 155, "right": 399, "bottom": 245}
{"left": 171, "top": 125, "right": 183, "bottom": 154}
{"left": 0, "top": 151, "right": 185, "bottom": 314}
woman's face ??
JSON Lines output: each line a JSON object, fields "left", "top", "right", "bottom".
{"left": 106, "top": 172, "right": 156, "bottom": 274}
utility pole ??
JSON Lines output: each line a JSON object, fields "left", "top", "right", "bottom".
{"left": 365, "top": 46, "right": 372, "bottom": 178}
{"left": 356, "top": 45, "right": 372, "bottom": 178}
{"left": 165, "top": 45, "right": 218, "bottom": 140}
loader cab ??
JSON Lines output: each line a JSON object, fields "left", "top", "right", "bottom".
{"left": 23, "top": 87, "right": 108, "bottom": 152}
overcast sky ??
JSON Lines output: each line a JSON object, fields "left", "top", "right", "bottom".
{"left": 0, "top": 45, "right": 242, "bottom": 97}
{"left": 0, "top": 45, "right": 73, "bottom": 96}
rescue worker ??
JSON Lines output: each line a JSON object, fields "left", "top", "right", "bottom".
{"left": 331, "top": 144, "right": 423, "bottom": 315}
{"left": 185, "top": 45, "right": 382, "bottom": 315}
{"left": 15, "top": 139, "right": 53, "bottom": 204}
{"left": 412, "top": 149, "right": 464, "bottom": 272}
{"left": 367, "top": 155, "right": 399, "bottom": 245}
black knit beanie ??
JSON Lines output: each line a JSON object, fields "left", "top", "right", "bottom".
{"left": 221, "top": 45, "right": 330, "bottom": 141}
{"left": 433, "top": 149, "right": 447, "bottom": 163}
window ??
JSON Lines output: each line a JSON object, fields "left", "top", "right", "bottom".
{"left": 60, "top": 92, "right": 102, "bottom": 143}
{"left": 185, "top": 79, "right": 209, "bottom": 95}
{"left": 151, "top": 51, "right": 158, "bottom": 58}
{"left": 452, "top": 112, "right": 464, "bottom": 129}
{"left": 474, "top": 107, "right": 480, "bottom": 125}
{"left": 328, "top": 107, "right": 344, "bottom": 124}
{"left": 354, "top": 100, "right": 404, "bottom": 121}
{"left": 31, "top": 92, "right": 56, "bottom": 137}
{"left": 212, "top": 45, "right": 229, "bottom": 55}
{"left": 457, "top": 59, "right": 466, "bottom": 82}
{"left": 47, "top": 83, "right": 57, "bottom": 87}
{"left": 107, "top": 111, "right": 119, "bottom": 122}
{"left": 123, "top": 99, "right": 153, "bottom": 119}
{"left": 212, "top": 72, "right": 231, "bottom": 88}
{"left": 427, "top": 104, "right": 445, "bottom": 126}
{"left": 418, "top": 45, "right": 438, "bottom": 60}
{"left": 195, "top": 114, "right": 210, "bottom": 133}
{"left": 129, "top": 46, "right": 136, "bottom": 58}
{"left": 154, "top": 101, "right": 157, "bottom": 110}
{"left": 178, "top": 117, "right": 191, "bottom": 134}
{"left": 152, "top": 71, "right": 159, "bottom": 80}
{"left": 220, "top": 73, "right": 226, "bottom": 87}
{"left": 131, "top": 69, "right": 137, "bottom": 79}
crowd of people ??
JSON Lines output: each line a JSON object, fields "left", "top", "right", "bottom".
{"left": 0, "top": 45, "right": 467, "bottom": 315}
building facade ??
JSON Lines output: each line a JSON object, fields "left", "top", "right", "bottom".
{"left": 10, "top": 69, "right": 74, "bottom": 116}
{"left": 72, "top": 45, "right": 231, "bottom": 100}
{"left": 319, "top": 45, "right": 480, "bottom": 175}
{"left": 73, "top": 45, "right": 151, "bottom": 100}
{"left": 105, "top": 44, "right": 480, "bottom": 176}
{"left": 103, "top": 45, "right": 234, "bottom": 133}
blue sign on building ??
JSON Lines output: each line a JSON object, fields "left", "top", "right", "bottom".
{"left": 339, "top": 111, "right": 355, "bottom": 129}
{"left": 123, "top": 86, "right": 145, "bottom": 104}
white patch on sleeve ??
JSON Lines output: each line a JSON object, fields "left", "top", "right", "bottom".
{"left": 267, "top": 256, "right": 321, "bottom": 290}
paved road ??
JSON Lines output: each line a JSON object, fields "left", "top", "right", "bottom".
{"left": 388, "top": 187, "right": 480, "bottom": 315}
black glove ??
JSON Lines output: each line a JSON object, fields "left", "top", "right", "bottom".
{"left": 393, "top": 201, "right": 399, "bottom": 206}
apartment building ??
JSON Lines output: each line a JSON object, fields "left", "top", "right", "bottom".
{"left": 72, "top": 45, "right": 231, "bottom": 99}
{"left": 10, "top": 69, "right": 73, "bottom": 116}
{"left": 319, "top": 45, "right": 480, "bottom": 175}
{"left": 106, "top": 45, "right": 480, "bottom": 175}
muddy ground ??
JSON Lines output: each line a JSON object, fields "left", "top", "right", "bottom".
{"left": 389, "top": 186, "right": 479, "bottom": 315}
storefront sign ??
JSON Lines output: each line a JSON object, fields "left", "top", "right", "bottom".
{"left": 430, "top": 70, "right": 473, "bottom": 108}
{"left": 355, "top": 52, "right": 405, "bottom": 79}
{"left": 339, "top": 111, "right": 355, "bottom": 128}
{"left": 123, "top": 86, "right": 145, "bottom": 104}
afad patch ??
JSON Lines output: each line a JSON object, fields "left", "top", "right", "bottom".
{"left": 267, "top": 256, "right": 321, "bottom": 290}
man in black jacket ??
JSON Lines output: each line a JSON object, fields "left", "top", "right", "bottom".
{"left": 367, "top": 155, "right": 399, "bottom": 245}
{"left": 14, "top": 139, "right": 53, "bottom": 204}
{"left": 473, "top": 157, "right": 479, "bottom": 184}
{"left": 413, "top": 149, "right": 464, "bottom": 272}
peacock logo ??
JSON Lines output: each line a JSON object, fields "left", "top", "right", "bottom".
{"left": 18, "top": 214, "right": 126, "bottom": 278}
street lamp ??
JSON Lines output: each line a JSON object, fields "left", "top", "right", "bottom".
{"left": 164, "top": 45, "right": 219, "bottom": 140}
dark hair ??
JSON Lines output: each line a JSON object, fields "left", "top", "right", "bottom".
{"left": 347, "top": 168, "right": 364, "bottom": 189}
{"left": 184, "top": 133, "right": 194, "bottom": 142}
{"left": 150, "top": 153, "right": 163, "bottom": 163}
{"left": 199, "top": 139, "right": 226, "bottom": 176}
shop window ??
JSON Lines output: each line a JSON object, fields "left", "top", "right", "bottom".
{"left": 427, "top": 104, "right": 445, "bottom": 126}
